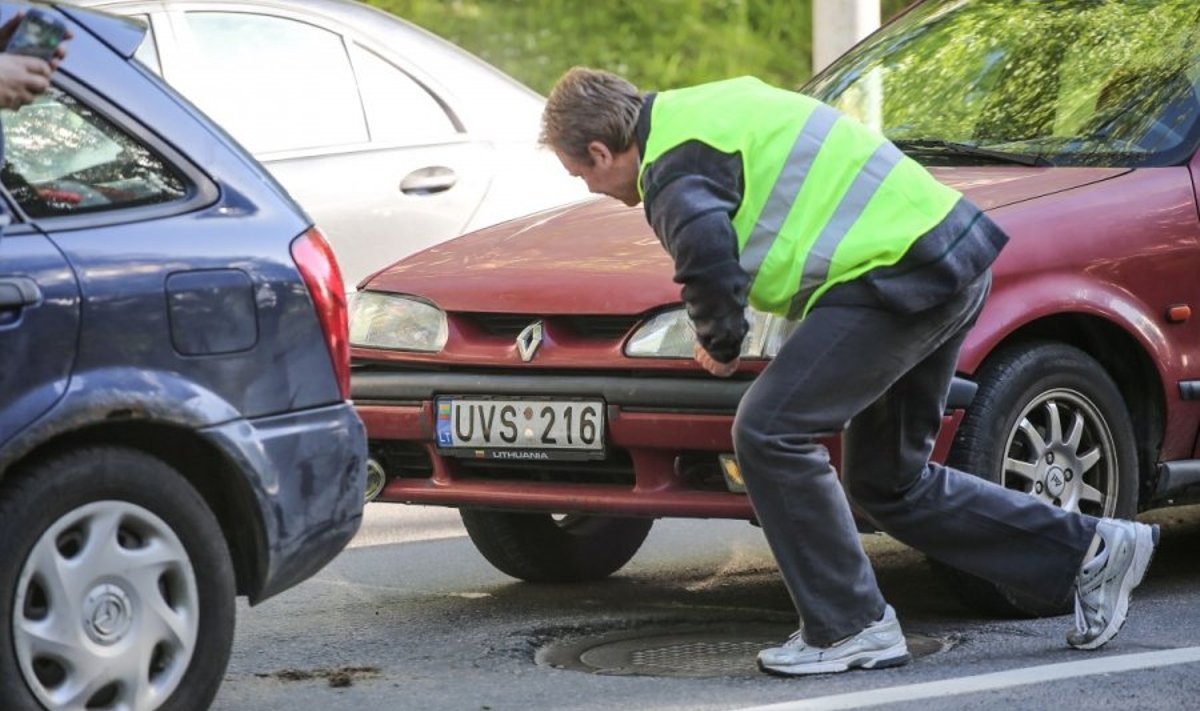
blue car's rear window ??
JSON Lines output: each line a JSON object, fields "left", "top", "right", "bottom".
{"left": 1, "top": 87, "right": 187, "bottom": 218}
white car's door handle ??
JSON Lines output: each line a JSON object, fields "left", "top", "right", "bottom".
{"left": 400, "top": 166, "right": 457, "bottom": 195}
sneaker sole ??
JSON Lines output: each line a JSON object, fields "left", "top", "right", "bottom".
{"left": 757, "top": 641, "right": 911, "bottom": 677}
{"left": 1071, "top": 522, "right": 1159, "bottom": 651}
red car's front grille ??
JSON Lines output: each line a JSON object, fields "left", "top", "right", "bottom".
{"left": 459, "top": 313, "right": 640, "bottom": 340}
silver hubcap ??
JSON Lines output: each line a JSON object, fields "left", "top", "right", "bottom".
{"left": 13, "top": 501, "right": 200, "bottom": 711}
{"left": 1002, "top": 388, "right": 1118, "bottom": 516}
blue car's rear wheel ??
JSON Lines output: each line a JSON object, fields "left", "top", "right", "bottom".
{"left": 0, "top": 446, "right": 235, "bottom": 711}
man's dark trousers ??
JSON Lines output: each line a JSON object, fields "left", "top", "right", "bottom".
{"left": 733, "top": 269, "right": 1099, "bottom": 646}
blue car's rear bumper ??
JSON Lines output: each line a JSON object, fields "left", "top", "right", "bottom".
{"left": 202, "top": 402, "right": 366, "bottom": 602}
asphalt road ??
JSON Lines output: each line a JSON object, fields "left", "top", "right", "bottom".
{"left": 208, "top": 502, "right": 1200, "bottom": 710}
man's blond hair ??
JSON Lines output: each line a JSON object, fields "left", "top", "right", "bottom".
{"left": 540, "top": 67, "right": 642, "bottom": 163}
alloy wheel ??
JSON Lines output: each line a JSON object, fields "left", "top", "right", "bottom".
{"left": 1001, "top": 388, "right": 1119, "bottom": 517}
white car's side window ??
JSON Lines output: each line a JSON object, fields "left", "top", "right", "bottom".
{"left": 350, "top": 44, "right": 457, "bottom": 146}
{"left": 178, "top": 11, "right": 368, "bottom": 154}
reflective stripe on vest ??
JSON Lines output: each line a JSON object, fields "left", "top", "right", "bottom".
{"left": 790, "top": 138, "right": 907, "bottom": 318}
{"left": 639, "top": 77, "right": 961, "bottom": 318}
{"left": 739, "top": 104, "right": 840, "bottom": 282}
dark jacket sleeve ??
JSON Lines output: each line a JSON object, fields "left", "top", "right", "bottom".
{"left": 642, "top": 140, "right": 749, "bottom": 364}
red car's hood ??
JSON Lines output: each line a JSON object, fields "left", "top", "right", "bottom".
{"left": 364, "top": 199, "right": 680, "bottom": 314}
{"left": 364, "top": 167, "right": 1128, "bottom": 314}
{"left": 931, "top": 166, "right": 1128, "bottom": 210}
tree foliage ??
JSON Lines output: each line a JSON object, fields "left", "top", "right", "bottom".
{"left": 367, "top": 0, "right": 911, "bottom": 94}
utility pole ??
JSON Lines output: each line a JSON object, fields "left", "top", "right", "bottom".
{"left": 812, "top": 0, "right": 881, "bottom": 73}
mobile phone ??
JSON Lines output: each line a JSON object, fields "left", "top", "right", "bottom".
{"left": 6, "top": 8, "right": 67, "bottom": 62}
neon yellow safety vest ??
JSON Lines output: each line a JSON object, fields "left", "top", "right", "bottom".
{"left": 638, "top": 77, "right": 962, "bottom": 318}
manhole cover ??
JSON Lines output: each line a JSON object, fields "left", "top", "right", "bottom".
{"left": 537, "top": 622, "right": 947, "bottom": 678}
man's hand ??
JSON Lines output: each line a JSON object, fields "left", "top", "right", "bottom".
{"left": 0, "top": 53, "right": 50, "bottom": 109}
{"left": 0, "top": 12, "right": 72, "bottom": 110}
{"left": 694, "top": 342, "right": 739, "bottom": 378}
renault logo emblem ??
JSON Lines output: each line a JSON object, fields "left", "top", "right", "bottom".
{"left": 516, "top": 321, "right": 544, "bottom": 362}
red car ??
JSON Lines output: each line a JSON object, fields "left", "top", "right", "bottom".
{"left": 349, "top": 0, "right": 1200, "bottom": 615}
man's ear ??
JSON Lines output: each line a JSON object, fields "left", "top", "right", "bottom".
{"left": 587, "top": 141, "right": 614, "bottom": 167}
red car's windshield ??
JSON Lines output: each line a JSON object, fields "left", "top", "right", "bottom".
{"left": 807, "top": 0, "right": 1200, "bottom": 167}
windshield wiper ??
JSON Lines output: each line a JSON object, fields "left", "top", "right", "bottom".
{"left": 893, "top": 139, "right": 1053, "bottom": 167}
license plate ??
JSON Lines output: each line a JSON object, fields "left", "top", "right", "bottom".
{"left": 435, "top": 398, "right": 605, "bottom": 453}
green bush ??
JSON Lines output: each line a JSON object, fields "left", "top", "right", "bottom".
{"left": 368, "top": 0, "right": 912, "bottom": 95}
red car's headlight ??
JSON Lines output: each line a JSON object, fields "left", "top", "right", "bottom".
{"left": 624, "top": 307, "right": 794, "bottom": 359}
{"left": 348, "top": 292, "right": 447, "bottom": 352}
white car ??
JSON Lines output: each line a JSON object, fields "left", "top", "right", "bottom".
{"left": 79, "top": 0, "right": 587, "bottom": 287}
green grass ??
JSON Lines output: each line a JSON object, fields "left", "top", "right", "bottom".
{"left": 369, "top": 0, "right": 912, "bottom": 95}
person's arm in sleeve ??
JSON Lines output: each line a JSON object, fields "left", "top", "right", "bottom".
{"left": 643, "top": 141, "right": 749, "bottom": 370}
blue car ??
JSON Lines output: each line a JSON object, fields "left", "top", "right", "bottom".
{"left": 0, "top": 4, "right": 366, "bottom": 709}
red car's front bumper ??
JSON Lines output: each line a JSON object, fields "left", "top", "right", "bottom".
{"left": 353, "top": 369, "right": 974, "bottom": 519}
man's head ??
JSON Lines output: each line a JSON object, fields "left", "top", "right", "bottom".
{"left": 541, "top": 67, "right": 643, "bottom": 206}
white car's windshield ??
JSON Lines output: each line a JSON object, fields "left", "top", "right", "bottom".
{"left": 807, "top": 0, "right": 1200, "bottom": 167}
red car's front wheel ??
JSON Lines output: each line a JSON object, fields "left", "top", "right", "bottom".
{"left": 460, "top": 509, "right": 653, "bottom": 583}
{"left": 940, "top": 340, "right": 1138, "bottom": 617}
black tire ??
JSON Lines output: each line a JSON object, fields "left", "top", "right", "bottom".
{"left": 459, "top": 509, "right": 653, "bottom": 582}
{"left": 937, "top": 341, "right": 1138, "bottom": 617}
{"left": 0, "top": 446, "right": 236, "bottom": 711}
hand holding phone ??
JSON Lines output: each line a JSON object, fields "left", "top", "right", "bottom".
{"left": 0, "top": 9, "right": 69, "bottom": 109}
{"left": 5, "top": 8, "right": 67, "bottom": 62}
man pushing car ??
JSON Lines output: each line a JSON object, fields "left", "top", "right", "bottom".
{"left": 539, "top": 66, "right": 1158, "bottom": 676}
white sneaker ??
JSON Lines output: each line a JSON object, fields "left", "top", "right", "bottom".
{"left": 757, "top": 605, "right": 910, "bottom": 676}
{"left": 1068, "top": 518, "right": 1159, "bottom": 650}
